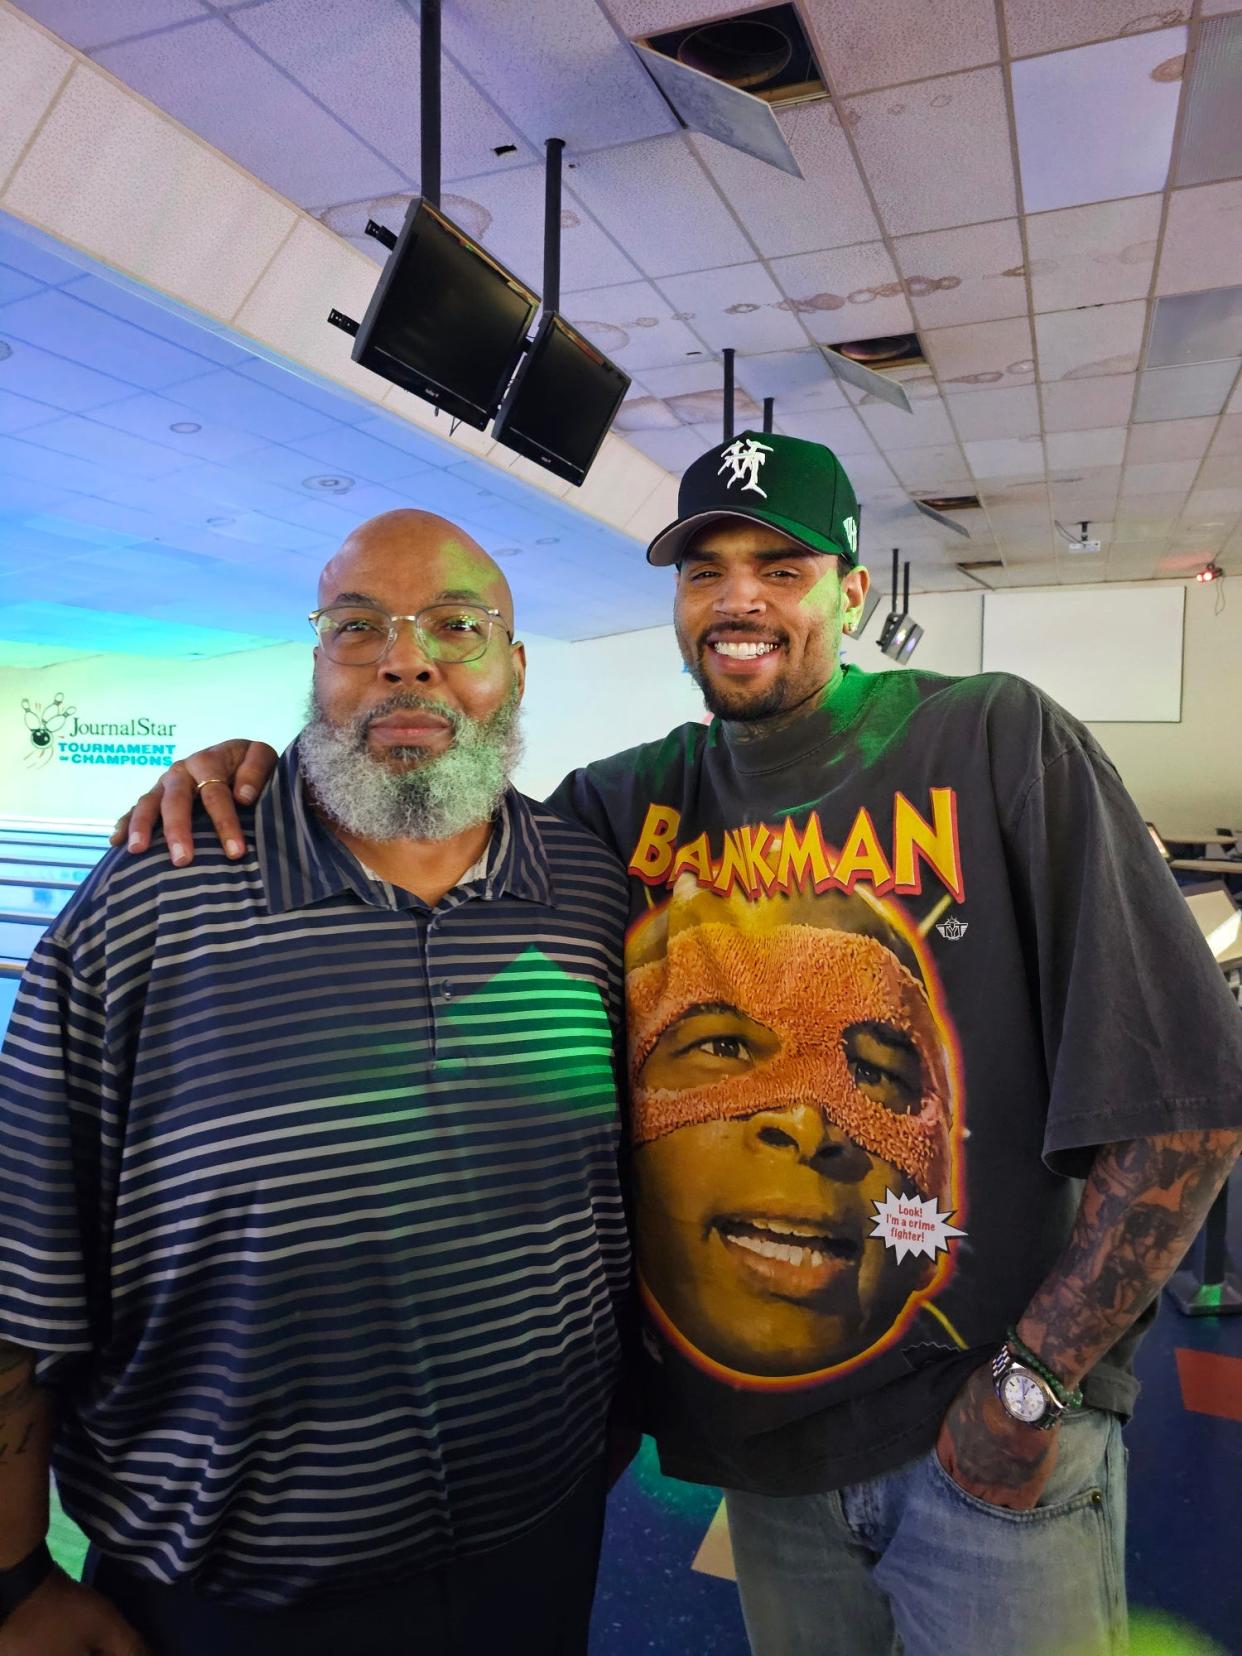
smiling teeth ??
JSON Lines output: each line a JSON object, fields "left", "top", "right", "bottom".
{"left": 730, "top": 1234, "right": 829, "bottom": 1267}
{"left": 712, "top": 641, "right": 777, "bottom": 659}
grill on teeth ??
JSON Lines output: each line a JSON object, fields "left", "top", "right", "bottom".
{"left": 712, "top": 641, "right": 777, "bottom": 659}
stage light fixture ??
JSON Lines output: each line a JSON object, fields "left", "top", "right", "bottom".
{"left": 1196, "top": 561, "right": 1223, "bottom": 583}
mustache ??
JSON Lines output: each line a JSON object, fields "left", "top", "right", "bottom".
{"left": 360, "top": 693, "right": 462, "bottom": 735}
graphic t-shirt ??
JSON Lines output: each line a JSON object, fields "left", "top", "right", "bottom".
{"left": 547, "top": 665, "right": 1242, "bottom": 1494}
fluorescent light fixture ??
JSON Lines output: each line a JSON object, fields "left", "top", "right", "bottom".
{"left": 1175, "top": 13, "right": 1242, "bottom": 188}
{"left": 1145, "top": 286, "right": 1242, "bottom": 369}
{"left": 1132, "top": 361, "right": 1237, "bottom": 422}
{"left": 633, "top": 43, "right": 803, "bottom": 177}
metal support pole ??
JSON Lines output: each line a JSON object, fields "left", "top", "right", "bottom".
{"left": 420, "top": 0, "right": 441, "bottom": 208}
{"left": 722, "top": 348, "right": 735, "bottom": 442}
{"left": 543, "top": 138, "right": 565, "bottom": 315}
{"left": 762, "top": 396, "right": 774, "bottom": 433}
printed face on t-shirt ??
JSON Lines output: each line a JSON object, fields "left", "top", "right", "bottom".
{"left": 627, "top": 881, "right": 956, "bottom": 1382}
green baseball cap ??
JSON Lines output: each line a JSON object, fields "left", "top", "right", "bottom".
{"left": 646, "top": 431, "right": 862, "bottom": 568}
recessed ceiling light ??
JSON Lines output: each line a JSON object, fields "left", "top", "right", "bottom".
{"left": 303, "top": 474, "right": 355, "bottom": 493}
{"left": 206, "top": 516, "right": 234, "bottom": 527}
{"left": 169, "top": 421, "right": 201, "bottom": 434}
{"left": 0, "top": 340, "right": 12, "bottom": 361}
{"left": 493, "top": 547, "right": 522, "bottom": 558}
{"left": 535, "top": 536, "right": 560, "bottom": 545}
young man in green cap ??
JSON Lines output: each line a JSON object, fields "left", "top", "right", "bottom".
{"left": 105, "top": 434, "right": 1242, "bottom": 1655}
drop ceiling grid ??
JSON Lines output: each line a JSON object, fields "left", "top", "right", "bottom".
{"left": 7, "top": 0, "right": 1242, "bottom": 590}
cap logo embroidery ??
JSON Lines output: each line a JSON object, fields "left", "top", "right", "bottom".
{"left": 718, "top": 437, "right": 773, "bottom": 497}
{"left": 842, "top": 514, "right": 858, "bottom": 555}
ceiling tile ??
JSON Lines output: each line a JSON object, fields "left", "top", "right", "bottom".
{"left": 1034, "top": 301, "right": 1147, "bottom": 381}
{"left": 965, "top": 435, "right": 1046, "bottom": 478}
{"left": 569, "top": 136, "right": 755, "bottom": 277}
{"left": 230, "top": 0, "right": 534, "bottom": 189}
{"left": 4, "top": 66, "right": 298, "bottom": 324}
{"left": 1121, "top": 459, "right": 1201, "bottom": 494}
{"left": 945, "top": 384, "right": 1040, "bottom": 439}
{"left": 656, "top": 264, "right": 808, "bottom": 355}
{"left": 1025, "top": 195, "right": 1162, "bottom": 312}
{"left": 88, "top": 390, "right": 270, "bottom": 464}
{"left": 0, "top": 264, "right": 42, "bottom": 306}
{"left": 833, "top": 449, "right": 897, "bottom": 489}
{"left": 1182, "top": 488, "right": 1242, "bottom": 520}
{"left": 860, "top": 396, "right": 957, "bottom": 450}
{"left": 1045, "top": 426, "right": 1128, "bottom": 469}
{"left": 1012, "top": 29, "right": 1184, "bottom": 213}
{"left": 1132, "top": 360, "right": 1237, "bottom": 422}
{"left": 64, "top": 273, "right": 251, "bottom": 368}
{"left": 887, "top": 445, "right": 971, "bottom": 488}
{"left": 600, "top": 0, "right": 743, "bottom": 33}
{"left": 0, "top": 384, "right": 61, "bottom": 436}
{"left": 613, "top": 395, "right": 681, "bottom": 433}
{"left": 0, "top": 332, "right": 134, "bottom": 412}
{"left": 923, "top": 316, "right": 1034, "bottom": 388}
{"left": 562, "top": 279, "right": 708, "bottom": 373}
{"left": 1004, "top": 0, "right": 1189, "bottom": 57}
{"left": 0, "top": 9, "right": 72, "bottom": 188}
{"left": 443, "top": 0, "right": 675, "bottom": 153}
{"left": 771, "top": 407, "right": 876, "bottom": 455}
{"left": 161, "top": 367, "right": 341, "bottom": 442}
{"left": 893, "top": 219, "right": 1028, "bottom": 329}
{"left": 846, "top": 68, "right": 1016, "bottom": 236}
{"left": 1209, "top": 414, "right": 1242, "bottom": 457}
{"left": 804, "top": 0, "right": 1000, "bottom": 93}
{"left": 93, "top": 19, "right": 407, "bottom": 206}
{"left": 1040, "top": 373, "right": 1136, "bottom": 430}
{"left": 1125, "top": 416, "right": 1217, "bottom": 464}
{"left": 637, "top": 359, "right": 729, "bottom": 399}
{"left": 666, "top": 386, "right": 760, "bottom": 428}
{"left": 289, "top": 425, "right": 436, "bottom": 487}
{"left": 767, "top": 243, "right": 913, "bottom": 345}
{"left": 0, "top": 288, "right": 214, "bottom": 390}
{"left": 1193, "top": 455, "right": 1242, "bottom": 492}
{"left": 733, "top": 349, "right": 848, "bottom": 413}
{"left": 621, "top": 426, "right": 712, "bottom": 472}
{"left": 12, "top": 1, "right": 207, "bottom": 53}
{"left": 1157, "top": 182, "right": 1242, "bottom": 295}
{"left": 686, "top": 106, "right": 882, "bottom": 259}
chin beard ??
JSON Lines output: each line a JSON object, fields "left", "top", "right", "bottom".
{"left": 298, "top": 684, "right": 523, "bottom": 842}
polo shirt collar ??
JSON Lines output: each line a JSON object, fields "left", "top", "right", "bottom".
{"left": 256, "top": 741, "right": 552, "bottom": 915}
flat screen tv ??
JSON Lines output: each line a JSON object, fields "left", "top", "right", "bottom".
{"left": 351, "top": 198, "right": 539, "bottom": 430}
{"left": 491, "top": 312, "right": 631, "bottom": 485}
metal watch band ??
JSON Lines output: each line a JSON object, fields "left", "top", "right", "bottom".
{"left": 991, "top": 1344, "right": 1066, "bottom": 1431}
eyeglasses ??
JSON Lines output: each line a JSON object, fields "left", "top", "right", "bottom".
{"left": 309, "top": 603, "right": 513, "bottom": 666}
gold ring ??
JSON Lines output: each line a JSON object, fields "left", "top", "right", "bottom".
{"left": 194, "top": 777, "right": 228, "bottom": 793}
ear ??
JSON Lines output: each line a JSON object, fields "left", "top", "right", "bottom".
{"left": 840, "top": 562, "right": 869, "bottom": 632}
{"left": 510, "top": 639, "right": 527, "bottom": 700}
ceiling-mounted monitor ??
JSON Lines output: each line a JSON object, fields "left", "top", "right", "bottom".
{"left": 492, "top": 312, "right": 631, "bottom": 485}
{"left": 351, "top": 198, "right": 539, "bottom": 430}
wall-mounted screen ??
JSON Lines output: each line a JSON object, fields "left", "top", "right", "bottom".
{"left": 352, "top": 198, "right": 539, "bottom": 430}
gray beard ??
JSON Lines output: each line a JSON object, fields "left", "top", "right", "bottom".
{"left": 298, "top": 684, "right": 523, "bottom": 842}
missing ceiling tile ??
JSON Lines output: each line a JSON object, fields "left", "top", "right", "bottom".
{"left": 919, "top": 493, "right": 981, "bottom": 512}
{"left": 831, "top": 332, "right": 927, "bottom": 371}
{"left": 637, "top": 3, "right": 827, "bottom": 108}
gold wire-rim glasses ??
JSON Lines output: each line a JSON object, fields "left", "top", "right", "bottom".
{"left": 308, "top": 602, "right": 513, "bottom": 666}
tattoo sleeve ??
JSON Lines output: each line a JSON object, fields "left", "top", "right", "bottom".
{"left": 1019, "top": 1128, "right": 1242, "bottom": 1386}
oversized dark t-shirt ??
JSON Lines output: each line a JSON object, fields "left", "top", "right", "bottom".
{"left": 546, "top": 665, "right": 1242, "bottom": 1495}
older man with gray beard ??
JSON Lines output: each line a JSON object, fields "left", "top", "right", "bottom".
{"left": 0, "top": 512, "right": 632, "bottom": 1656}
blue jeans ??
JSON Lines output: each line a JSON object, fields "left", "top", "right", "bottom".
{"left": 725, "top": 1407, "right": 1127, "bottom": 1656}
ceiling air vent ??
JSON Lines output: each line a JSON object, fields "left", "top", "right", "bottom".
{"left": 638, "top": 3, "right": 827, "bottom": 107}
{"left": 834, "top": 333, "right": 927, "bottom": 372}
{"left": 920, "top": 493, "right": 982, "bottom": 512}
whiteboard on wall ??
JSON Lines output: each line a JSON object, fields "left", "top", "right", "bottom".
{"left": 981, "top": 586, "right": 1184, "bottom": 722}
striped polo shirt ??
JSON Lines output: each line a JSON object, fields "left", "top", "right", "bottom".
{"left": 0, "top": 746, "right": 630, "bottom": 1608}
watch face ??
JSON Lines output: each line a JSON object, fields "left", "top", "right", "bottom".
{"left": 1001, "top": 1369, "right": 1047, "bottom": 1424}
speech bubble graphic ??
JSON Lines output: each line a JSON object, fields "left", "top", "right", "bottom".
{"left": 870, "top": 1190, "right": 966, "bottom": 1263}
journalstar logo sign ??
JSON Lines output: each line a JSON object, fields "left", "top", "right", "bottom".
{"left": 20, "top": 693, "right": 177, "bottom": 771}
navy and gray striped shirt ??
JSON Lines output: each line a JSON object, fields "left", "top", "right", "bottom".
{"left": 0, "top": 746, "right": 631, "bottom": 1607}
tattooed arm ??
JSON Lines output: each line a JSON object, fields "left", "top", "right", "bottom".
{"left": 936, "top": 1128, "right": 1242, "bottom": 1510}
{"left": 0, "top": 1339, "right": 148, "bottom": 1654}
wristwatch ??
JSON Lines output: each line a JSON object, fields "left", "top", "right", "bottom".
{"left": 990, "top": 1344, "right": 1069, "bottom": 1430}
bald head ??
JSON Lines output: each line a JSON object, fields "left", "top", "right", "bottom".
{"left": 318, "top": 509, "right": 515, "bottom": 631}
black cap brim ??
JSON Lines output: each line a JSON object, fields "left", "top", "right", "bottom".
{"left": 646, "top": 507, "right": 857, "bottom": 568}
